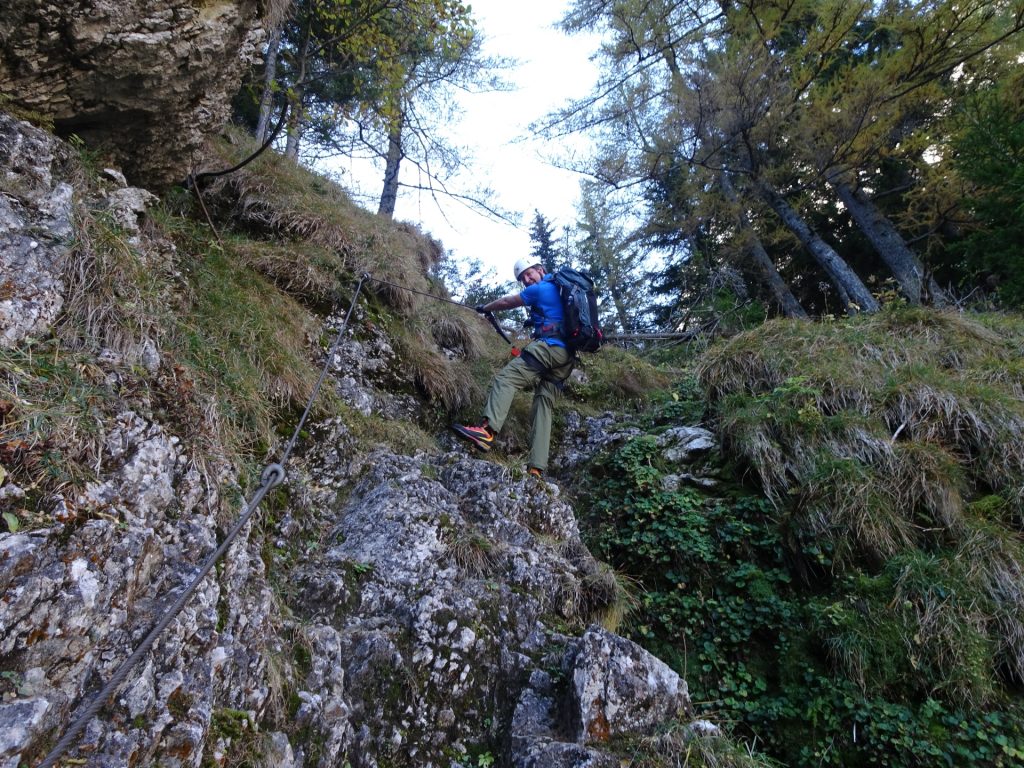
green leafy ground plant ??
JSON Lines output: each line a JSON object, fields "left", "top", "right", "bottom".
{"left": 580, "top": 309, "right": 1024, "bottom": 766}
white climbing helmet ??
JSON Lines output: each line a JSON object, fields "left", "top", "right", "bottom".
{"left": 513, "top": 257, "right": 542, "bottom": 282}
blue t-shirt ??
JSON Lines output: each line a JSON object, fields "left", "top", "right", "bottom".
{"left": 520, "top": 275, "right": 565, "bottom": 348}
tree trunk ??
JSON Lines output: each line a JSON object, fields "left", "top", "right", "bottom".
{"left": 755, "top": 179, "right": 880, "bottom": 314}
{"left": 607, "top": 274, "right": 632, "bottom": 332}
{"left": 377, "top": 118, "right": 404, "bottom": 217}
{"left": 720, "top": 173, "right": 808, "bottom": 318}
{"left": 284, "top": 23, "right": 312, "bottom": 161}
{"left": 255, "top": 28, "right": 281, "bottom": 143}
{"left": 284, "top": 91, "right": 303, "bottom": 159}
{"left": 830, "top": 177, "right": 948, "bottom": 306}
{"left": 660, "top": 38, "right": 808, "bottom": 318}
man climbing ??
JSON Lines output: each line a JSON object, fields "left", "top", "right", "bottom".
{"left": 452, "top": 258, "right": 575, "bottom": 477}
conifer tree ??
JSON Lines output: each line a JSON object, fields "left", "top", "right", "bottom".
{"left": 553, "top": 0, "right": 1024, "bottom": 313}
{"left": 528, "top": 210, "right": 560, "bottom": 269}
{"left": 244, "top": 0, "right": 507, "bottom": 220}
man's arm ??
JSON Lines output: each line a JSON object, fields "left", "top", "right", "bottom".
{"left": 479, "top": 293, "right": 525, "bottom": 313}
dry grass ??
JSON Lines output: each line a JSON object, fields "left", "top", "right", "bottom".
{"left": 429, "top": 309, "right": 479, "bottom": 359}
{"left": 555, "top": 538, "right": 641, "bottom": 632}
{"left": 561, "top": 343, "right": 672, "bottom": 415}
{"left": 622, "top": 722, "right": 777, "bottom": 767}
{"left": 384, "top": 319, "right": 484, "bottom": 413}
{"left": 0, "top": 341, "right": 109, "bottom": 512}
{"left": 699, "top": 307, "right": 1024, "bottom": 561}
{"left": 262, "top": 0, "right": 291, "bottom": 29}
{"left": 199, "top": 130, "right": 443, "bottom": 315}
{"left": 698, "top": 306, "right": 1024, "bottom": 691}
{"left": 58, "top": 206, "right": 171, "bottom": 360}
{"left": 444, "top": 525, "right": 502, "bottom": 576}
{"left": 811, "top": 543, "right": 1007, "bottom": 706}
{"left": 195, "top": 131, "right": 488, "bottom": 424}
{"left": 891, "top": 554, "right": 997, "bottom": 704}
{"left": 192, "top": 129, "right": 498, "bottom": 440}
{"left": 228, "top": 238, "right": 346, "bottom": 306}
{"left": 957, "top": 517, "right": 1024, "bottom": 683}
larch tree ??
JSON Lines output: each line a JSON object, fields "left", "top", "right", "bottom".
{"left": 554, "top": 0, "right": 1024, "bottom": 314}
{"left": 574, "top": 180, "right": 651, "bottom": 333}
{"left": 246, "top": 0, "right": 510, "bottom": 221}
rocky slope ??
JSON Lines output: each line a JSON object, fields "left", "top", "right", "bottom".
{"left": 0, "top": 112, "right": 730, "bottom": 767}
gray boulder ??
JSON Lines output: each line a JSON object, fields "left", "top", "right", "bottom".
{"left": 569, "top": 625, "right": 691, "bottom": 744}
{"left": 656, "top": 425, "right": 717, "bottom": 463}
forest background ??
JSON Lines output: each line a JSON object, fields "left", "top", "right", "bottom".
{"left": 232, "top": 0, "right": 1024, "bottom": 331}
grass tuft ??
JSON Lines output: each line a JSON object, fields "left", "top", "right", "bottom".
{"left": 198, "top": 129, "right": 443, "bottom": 315}
{"left": 699, "top": 308, "right": 1024, "bottom": 563}
{"left": 444, "top": 525, "right": 502, "bottom": 576}
{"left": 699, "top": 306, "right": 1024, "bottom": 702}
{"left": 58, "top": 206, "right": 171, "bottom": 361}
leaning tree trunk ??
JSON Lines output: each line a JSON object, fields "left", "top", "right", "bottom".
{"left": 744, "top": 227, "right": 810, "bottom": 318}
{"left": 377, "top": 118, "right": 404, "bottom": 218}
{"left": 255, "top": 28, "right": 281, "bottom": 143}
{"left": 755, "top": 179, "right": 880, "bottom": 314}
{"left": 720, "top": 173, "right": 808, "bottom": 318}
{"left": 830, "top": 177, "right": 948, "bottom": 306}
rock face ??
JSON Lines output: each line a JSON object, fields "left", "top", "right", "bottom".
{"left": 282, "top": 432, "right": 614, "bottom": 766}
{"left": 0, "top": 0, "right": 272, "bottom": 187}
{"left": 0, "top": 114, "right": 162, "bottom": 352}
{"left": 0, "top": 113, "right": 73, "bottom": 347}
{"left": 569, "top": 626, "right": 689, "bottom": 744}
{"left": 0, "top": 114, "right": 713, "bottom": 767}
{"left": 282, "top": 434, "right": 701, "bottom": 767}
{"left": 0, "top": 411, "right": 275, "bottom": 767}
{"left": 508, "top": 626, "right": 691, "bottom": 768}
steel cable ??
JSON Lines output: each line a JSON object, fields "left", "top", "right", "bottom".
{"left": 37, "top": 269, "right": 671, "bottom": 765}
{"left": 37, "top": 276, "right": 368, "bottom": 768}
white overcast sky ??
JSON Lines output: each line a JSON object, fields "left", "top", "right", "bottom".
{"left": 329, "top": 0, "right": 603, "bottom": 284}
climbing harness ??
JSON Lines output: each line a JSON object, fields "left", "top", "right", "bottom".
{"left": 39, "top": 269, "right": 652, "bottom": 764}
{"left": 38, "top": 275, "right": 368, "bottom": 768}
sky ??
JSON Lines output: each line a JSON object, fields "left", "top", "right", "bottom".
{"left": 330, "top": 0, "right": 603, "bottom": 285}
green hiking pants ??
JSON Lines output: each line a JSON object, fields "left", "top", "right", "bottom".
{"left": 482, "top": 340, "right": 574, "bottom": 472}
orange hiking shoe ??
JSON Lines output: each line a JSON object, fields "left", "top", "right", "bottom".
{"left": 451, "top": 422, "right": 495, "bottom": 452}
{"left": 527, "top": 466, "right": 543, "bottom": 478}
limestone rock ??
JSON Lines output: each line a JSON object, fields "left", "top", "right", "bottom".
{"left": 557, "top": 411, "right": 644, "bottom": 469}
{"left": 0, "top": 699, "right": 48, "bottom": 764}
{"left": 514, "top": 742, "right": 620, "bottom": 768}
{"left": 277, "top": 448, "right": 597, "bottom": 765}
{"left": 0, "top": 0, "right": 273, "bottom": 187}
{"left": 328, "top": 313, "right": 420, "bottom": 420}
{"left": 0, "top": 408, "right": 274, "bottom": 766}
{"left": 656, "top": 425, "right": 717, "bottom": 463}
{"left": 103, "top": 185, "right": 159, "bottom": 241}
{"left": 265, "top": 731, "right": 299, "bottom": 768}
{"left": 510, "top": 668, "right": 620, "bottom": 768}
{"left": 0, "top": 113, "right": 72, "bottom": 347}
{"left": 569, "top": 625, "right": 691, "bottom": 744}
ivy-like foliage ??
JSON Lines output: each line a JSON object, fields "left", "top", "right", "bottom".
{"left": 579, "top": 419, "right": 1024, "bottom": 767}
